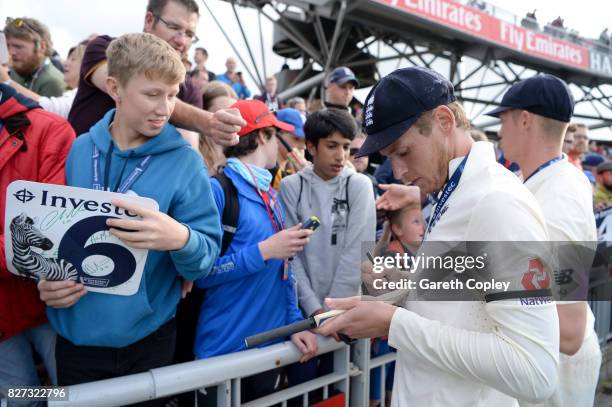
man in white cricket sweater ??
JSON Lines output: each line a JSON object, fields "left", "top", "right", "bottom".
{"left": 318, "top": 67, "right": 560, "bottom": 406}
{"left": 488, "top": 74, "right": 601, "bottom": 407}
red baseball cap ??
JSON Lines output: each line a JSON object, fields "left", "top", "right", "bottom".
{"left": 231, "top": 100, "right": 294, "bottom": 137}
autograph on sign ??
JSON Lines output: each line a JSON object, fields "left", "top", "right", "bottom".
{"left": 5, "top": 181, "right": 158, "bottom": 296}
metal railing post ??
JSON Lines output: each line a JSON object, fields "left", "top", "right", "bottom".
{"left": 349, "top": 339, "right": 369, "bottom": 407}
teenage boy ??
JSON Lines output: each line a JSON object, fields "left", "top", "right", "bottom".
{"left": 194, "top": 99, "right": 317, "bottom": 405}
{"left": 36, "top": 33, "right": 221, "bottom": 398}
{"left": 280, "top": 109, "right": 376, "bottom": 317}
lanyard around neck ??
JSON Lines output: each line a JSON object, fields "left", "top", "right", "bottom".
{"left": 425, "top": 155, "right": 469, "bottom": 235}
{"left": 523, "top": 156, "right": 563, "bottom": 183}
{"left": 92, "top": 144, "right": 151, "bottom": 193}
{"left": 243, "top": 161, "right": 284, "bottom": 233}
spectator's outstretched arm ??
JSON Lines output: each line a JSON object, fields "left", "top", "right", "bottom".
{"left": 86, "top": 54, "right": 244, "bottom": 147}
{"left": 0, "top": 65, "right": 40, "bottom": 101}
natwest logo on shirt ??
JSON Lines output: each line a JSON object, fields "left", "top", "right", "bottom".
{"left": 521, "top": 258, "right": 550, "bottom": 290}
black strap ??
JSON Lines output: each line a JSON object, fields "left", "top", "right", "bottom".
{"left": 4, "top": 111, "right": 31, "bottom": 152}
{"left": 345, "top": 174, "right": 352, "bottom": 212}
{"left": 297, "top": 174, "right": 304, "bottom": 207}
{"left": 485, "top": 289, "right": 553, "bottom": 303}
{"left": 213, "top": 170, "right": 240, "bottom": 256}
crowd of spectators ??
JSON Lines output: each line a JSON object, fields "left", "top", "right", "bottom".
{"left": 0, "top": 1, "right": 610, "bottom": 406}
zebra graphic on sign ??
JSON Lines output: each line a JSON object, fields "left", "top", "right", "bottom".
{"left": 10, "top": 213, "right": 78, "bottom": 281}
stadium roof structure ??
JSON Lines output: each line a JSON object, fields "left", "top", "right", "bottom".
{"left": 209, "top": 0, "right": 612, "bottom": 136}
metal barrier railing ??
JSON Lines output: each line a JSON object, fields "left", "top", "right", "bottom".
{"left": 3, "top": 288, "right": 608, "bottom": 406}
{"left": 43, "top": 337, "right": 360, "bottom": 407}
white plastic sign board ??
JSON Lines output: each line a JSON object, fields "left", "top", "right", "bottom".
{"left": 5, "top": 180, "right": 159, "bottom": 296}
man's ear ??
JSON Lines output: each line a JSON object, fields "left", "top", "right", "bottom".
{"left": 433, "top": 105, "right": 455, "bottom": 135}
{"left": 143, "top": 11, "right": 155, "bottom": 33}
{"left": 37, "top": 40, "right": 47, "bottom": 58}
{"left": 106, "top": 76, "right": 121, "bottom": 104}
{"left": 520, "top": 110, "right": 534, "bottom": 131}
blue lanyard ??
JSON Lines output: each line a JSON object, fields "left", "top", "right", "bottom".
{"left": 426, "top": 155, "right": 469, "bottom": 235}
{"left": 92, "top": 144, "right": 152, "bottom": 193}
{"left": 523, "top": 156, "right": 563, "bottom": 183}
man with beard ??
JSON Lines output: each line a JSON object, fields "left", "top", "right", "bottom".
{"left": 4, "top": 17, "right": 65, "bottom": 97}
{"left": 595, "top": 161, "right": 612, "bottom": 207}
{"left": 67, "top": 0, "right": 244, "bottom": 145}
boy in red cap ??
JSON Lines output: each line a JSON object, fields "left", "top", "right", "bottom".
{"left": 194, "top": 99, "right": 317, "bottom": 405}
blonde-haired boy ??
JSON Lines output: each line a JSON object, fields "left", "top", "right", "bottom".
{"left": 39, "top": 33, "right": 221, "bottom": 390}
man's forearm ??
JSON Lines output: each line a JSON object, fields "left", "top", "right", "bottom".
{"left": 7, "top": 79, "right": 41, "bottom": 101}
{"left": 171, "top": 99, "right": 211, "bottom": 134}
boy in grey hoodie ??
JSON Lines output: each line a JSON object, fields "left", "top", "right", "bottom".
{"left": 279, "top": 109, "right": 376, "bottom": 318}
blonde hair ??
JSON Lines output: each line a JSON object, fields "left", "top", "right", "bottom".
{"left": 68, "top": 44, "right": 86, "bottom": 63}
{"left": 413, "top": 101, "right": 471, "bottom": 136}
{"left": 202, "top": 81, "right": 238, "bottom": 110}
{"left": 470, "top": 128, "right": 488, "bottom": 142}
{"left": 106, "top": 33, "right": 185, "bottom": 86}
{"left": 389, "top": 203, "right": 422, "bottom": 226}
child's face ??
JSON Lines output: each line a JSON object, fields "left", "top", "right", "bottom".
{"left": 394, "top": 208, "right": 425, "bottom": 245}
{"left": 115, "top": 73, "right": 180, "bottom": 138}
{"left": 307, "top": 131, "right": 350, "bottom": 180}
{"left": 261, "top": 130, "right": 279, "bottom": 169}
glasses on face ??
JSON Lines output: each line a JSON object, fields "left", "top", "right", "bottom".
{"left": 563, "top": 139, "right": 573, "bottom": 144}
{"left": 5, "top": 17, "right": 41, "bottom": 38}
{"left": 349, "top": 148, "right": 360, "bottom": 156}
{"left": 154, "top": 15, "right": 199, "bottom": 43}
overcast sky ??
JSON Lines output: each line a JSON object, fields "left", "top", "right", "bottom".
{"left": 1, "top": 0, "right": 610, "bottom": 136}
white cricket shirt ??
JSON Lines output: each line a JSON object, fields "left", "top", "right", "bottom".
{"left": 523, "top": 157, "right": 600, "bottom": 407}
{"left": 388, "top": 141, "right": 560, "bottom": 406}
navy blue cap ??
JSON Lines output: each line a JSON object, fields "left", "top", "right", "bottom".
{"left": 486, "top": 74, "right": 574, "bottom": 122}
{"left": 276, "top": 108, "right": 305, "bottom": 138}
{"left": 597, "top": 160, "right": 612, "bottom": 174}
{"left": 581, "top": 153, "right": 605, "bottom": 167}
{"left": 356, "top": 66, "right": 456, "bottom": 157}
{"left": 326, "top": 67, "right": 359, "bottom": 87}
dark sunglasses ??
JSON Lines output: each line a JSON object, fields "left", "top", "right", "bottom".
{"left": 349, "top": 148, "right": 361, "bottom": 156}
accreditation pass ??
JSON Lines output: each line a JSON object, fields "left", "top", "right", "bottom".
{"left": 5, "top": 386, "right": 69, "bottom": 401}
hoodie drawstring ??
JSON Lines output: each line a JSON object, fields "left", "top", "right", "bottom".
{"left": 112, "top": 151, "right": 134, "bottom": 193}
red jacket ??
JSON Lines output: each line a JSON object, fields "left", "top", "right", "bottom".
{"left": 0, "top": 84, "right": 75, "bottom": 341}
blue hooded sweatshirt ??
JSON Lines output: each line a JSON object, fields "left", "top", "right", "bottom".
{"left": 194, "top": 165, "right": 303, "bottom": 359}
{"left": 47, "top": 109, "right": 221, "bottom": 347}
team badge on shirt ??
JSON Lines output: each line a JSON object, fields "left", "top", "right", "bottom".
{"left": 521, "top": 258, "right": 550, "bottom": 290}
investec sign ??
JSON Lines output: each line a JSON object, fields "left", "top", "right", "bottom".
{"left": 5, "top": 180, "right": 158, "bottom": 296}
{"left": 378, "top": 0, "right": 612, "bottom": 77}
